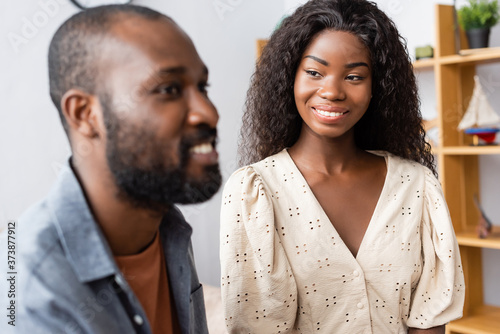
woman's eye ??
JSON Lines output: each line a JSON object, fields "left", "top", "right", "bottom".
{"left": 306, "top": 70, "right": 321, "bottom": 77}
{"left": 346, "top": 75, "right": 364, "bottom": 81}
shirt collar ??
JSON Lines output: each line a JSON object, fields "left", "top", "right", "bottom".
{"left": 46, "top": 159, "right": 118, "bottom": 283}
{"left": 46, "top": 159, "right": 195, "bottom": 286}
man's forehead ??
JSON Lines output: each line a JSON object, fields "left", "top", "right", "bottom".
{"left": 109, "top": 14, "right": 185, "bottom": 46}
{"left": 99, "top": 15, "right": 203, "bottom": 72}
{"left": 107, "top": 16, "right": 197, "bottom": 59}
{"left": 94, "top": 14, "right": 206, "bottom": 96}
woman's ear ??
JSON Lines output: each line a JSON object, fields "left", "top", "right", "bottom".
{"left": 61, "top": 89, "right": 100, "bottom": 139}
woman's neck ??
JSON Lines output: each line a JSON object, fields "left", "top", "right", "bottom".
{"left": 287, "top": 126, "right": 364, "bottom": 175}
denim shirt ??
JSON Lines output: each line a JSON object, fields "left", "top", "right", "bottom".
{"left": 17, "top": 162, "right": 208, "bottom": 334}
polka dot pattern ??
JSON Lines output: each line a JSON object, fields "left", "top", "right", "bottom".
{"left": 220, "top": 149, "right": 465, "bottom": 333}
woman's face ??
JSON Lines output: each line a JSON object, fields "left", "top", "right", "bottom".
{"left": 294, "top": 30, "right": 372, "bottom": 141}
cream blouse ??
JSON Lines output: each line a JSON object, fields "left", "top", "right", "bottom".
{"left": 220, "top": 149, "right": 464, "bottom": 334}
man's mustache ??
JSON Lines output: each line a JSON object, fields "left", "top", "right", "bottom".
{"left": 182, "top": 125, "right": 218, "bottom": 149}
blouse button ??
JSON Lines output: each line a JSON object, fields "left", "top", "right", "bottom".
{"left": 357, "top": 302, "right": 364, "bottom": 309}
{"left": 133, "top": 314, "right": 144, "bottom": 325}
{"left": 353, "top": 270, "right": 360, "bottom": 277}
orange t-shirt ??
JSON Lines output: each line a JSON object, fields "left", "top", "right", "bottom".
{"left": 115, "top": 232, "right": 180, "bottom": 334}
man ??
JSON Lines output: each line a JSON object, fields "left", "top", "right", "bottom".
{"left": 18, "top": 4, "right": 221, "bottom": 333}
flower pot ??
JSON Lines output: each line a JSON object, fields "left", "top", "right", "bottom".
{"left": 466, "top": 28, "right": 491, "bottom": 49}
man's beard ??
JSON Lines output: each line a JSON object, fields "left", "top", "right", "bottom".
{"left": 102, "top": 100, "right": 222, "bottom": 212}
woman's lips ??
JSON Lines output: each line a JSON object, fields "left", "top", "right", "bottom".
{"left": 312, "top": 106, "right": 349, "bottom": 123}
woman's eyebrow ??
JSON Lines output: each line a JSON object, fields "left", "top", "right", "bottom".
{"left": 345, "top": 62, "right": 369, "bottom": 69}
{"left": 304, "top": 55, "right": 328, "bottom": 66}
{"left": 303, "top": 56, "right": 369, "bottom": 69}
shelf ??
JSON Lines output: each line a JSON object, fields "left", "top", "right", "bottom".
{"left": 459, "top": 46, "right": 500, "bottom": 56}
{"left": 413, "top": 49, "right": 500, "bottom": 68}
{"left": 440, "top": 48, "right": 500, "bottom": 66}
{"left": 439, "top": 145, "right": 500, "bottom": 155}
{"left": 448, "top": 305, "right": 500, "bottom": 334}
{"left": 430, "top": 146, "right": 441, "bottom": 155}
{"left": 456, "top": 226, "right": 500, "bottom": 250}
{"left": 413, "top": 58, "right": 435, "bottom": 69}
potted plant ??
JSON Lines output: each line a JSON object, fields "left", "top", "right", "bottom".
{"left": 457, "top": 0, "right": 499, "bottom": 49}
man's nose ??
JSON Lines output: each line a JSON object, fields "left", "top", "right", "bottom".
{"left": 187, "top": 91, "right": 219, "bottom": 128}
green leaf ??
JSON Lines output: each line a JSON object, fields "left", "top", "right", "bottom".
{"left": 457, "top": 0, "right": 499, "bottom": 30}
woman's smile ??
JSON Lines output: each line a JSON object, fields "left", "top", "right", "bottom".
{"left": 311, "top": 105, "right": 349, "bottom": 123}
{"left": 294, "top": 30, "right": 372, "bottom": 140}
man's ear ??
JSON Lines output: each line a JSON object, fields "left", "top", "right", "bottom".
{"left": 61, "top": 89, "right": 101, "bottom": 139}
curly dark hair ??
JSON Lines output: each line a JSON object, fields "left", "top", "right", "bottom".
{"left": 240, "top": 0, "right": 435, "bottom": 175}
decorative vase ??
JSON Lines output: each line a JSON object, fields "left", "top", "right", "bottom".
{"left": 466, "top": 28, "right": 491, "bottom": 49}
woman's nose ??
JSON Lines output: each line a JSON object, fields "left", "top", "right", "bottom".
{"left": 317, "top": 77, "right": 346, "bottom": 101}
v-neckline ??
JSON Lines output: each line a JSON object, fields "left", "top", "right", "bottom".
{"left": 282, "top": 149, "right": 390, "bottom": 260}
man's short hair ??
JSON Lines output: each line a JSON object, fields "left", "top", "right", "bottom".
{"left": 48, "top": 5, "right": 169, "bottom": 133}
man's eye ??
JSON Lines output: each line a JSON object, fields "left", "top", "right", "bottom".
{"left": 198, "top": 82, "right": 210, "bottom": 94}
{"left": 155, "top": 84, "right": 181, "bottom": 96}
{"left": 306, "top": 70, "right": 321, "bottom": 77}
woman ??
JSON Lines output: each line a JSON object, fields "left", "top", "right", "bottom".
{"left": 220, "top": 0, "right": 465, "bottom": 333}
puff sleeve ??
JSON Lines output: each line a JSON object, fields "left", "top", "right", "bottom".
{"left": 220, "top": 166, "right": 298, "bottom": 334}
{"left": 407, "top": 169, "right": 465, "bottom": 328}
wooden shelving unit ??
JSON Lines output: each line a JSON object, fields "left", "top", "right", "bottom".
{"left": 256, "top": 39, "right": 268, "bottom": 59}
{"left": 456, "top": 226, "right": 500, "bottom": 250}
{"left": 440, "top": 146, "right": 500, "bottom": 155}
{"left": 413, "top": 58, "right": 436, "bottom": 69}
{"left": 417, "top": 5, "right": 500, "bottom": 334}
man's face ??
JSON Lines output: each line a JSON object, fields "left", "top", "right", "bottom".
{"left": 99, "top": 16, "right": 221, "bottom": 211}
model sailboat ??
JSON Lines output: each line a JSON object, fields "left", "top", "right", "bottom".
{"left": 457, "top": 75, "right": 500, "bottom": 145}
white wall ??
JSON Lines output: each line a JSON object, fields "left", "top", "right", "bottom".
{"left": 0, "top": 0, "right": 499, "bottom": 306}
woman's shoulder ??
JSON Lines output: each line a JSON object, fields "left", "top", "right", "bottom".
{"left": 223, "top": 149, "right": 290, "bottom": 194}
{"left": 250, "top": 149, "right": 290, "bottom": 169}
{"left": 370, "top": 150, "right": 438, "bottom": 187}
{"left": 371, "top": 150, "right": 432, "bottom": 172}
{"left": 380, "top": 151, "right": 443, "bottom": 198}
{"left": 227, "top": 150, "right": 289, "bottom": 180}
